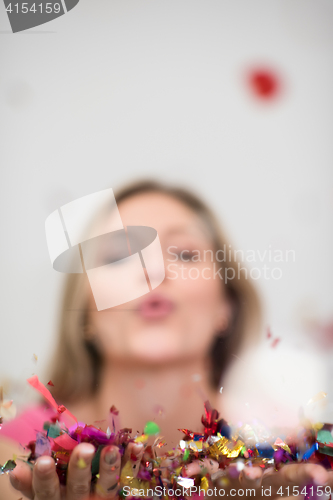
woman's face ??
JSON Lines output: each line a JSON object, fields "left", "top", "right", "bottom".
{"left": 88, "top": 192, "right": 230, "bottom": 365}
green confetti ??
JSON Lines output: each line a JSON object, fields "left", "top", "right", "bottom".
{"left": 240, "top": 446, "right": 247, "bottom": 457}
{"left": 47, "top": 423, "right": 61, "bottom": 438}
{"left": 43, "top": 421, "right": 51, "bottom": 431}
{"left": 91, "top": 445, "right": 103, "bottom": 476}
{"left": 118, "top": 487, "right": 127, "bottom": 498}
{"left": 318, "top": 446, "right": 333, "bottom": 457}
{"left": 182, "top": 449, "right": 190, "bottom": 461}
{"left": 0, "top": 459, "right": 16, "bottom": 474}
{"left": 144, "top": 421, "right": 160, "bottom": 435}
{"left": 317, "top": 430, "right": 333, "bottom": 445}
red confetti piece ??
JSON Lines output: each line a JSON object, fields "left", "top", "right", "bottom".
{"left": 110, "top": 405, "right": 119, "bottom": 416}
{"left": 53, "top": 433, "right": 78, "bottom": 451}
{"left": 47, "top": 380, "right": 54, "bottom": 386}
{"left": 248, "top": 69, "right": 280, "bottom": 100}
{"left": 201, "top": 400, "right": 219, "bottom": 438}
{"left": 266, "top": 326, "right": 280, "bottom": 348}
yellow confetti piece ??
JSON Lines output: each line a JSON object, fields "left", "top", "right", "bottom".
{"left": 120, "top": 461, "right": 134, "bottom": 484}
{"left": 227, "top": 440, "right": 245, "bottom": 458}
{"left": 2, "top": 400, "right": 13, "bottom": 409}
{"left": 314, "top": 422, "right": 324, "bottom": 431}
{"left": 126, "top": 481, "right": 151, "bottom": 497}
{"left": 135, "top": 434, "right": 148, "bottom": 444}
{"left": 273, "top": 438, "right": 291, "bottom": 454}
{"left": 95, "top": 483, "right": 107, "bottom": 495}
{"left": 307, "top": 391, "right": 327, "bottom": 405}
{"left": 188, "top": 440, "right": 203, "bottom": 452}
{"left": 32, "top": 354, "right": 38, "bottom": 363}
{"left": 219, "top": 477, "right": 230, "bottom": 487}
{"left": 77, "top": 457, "right": 87, "bottom": 469}
{"left": 0, "top": 400, "right": 17, "bottom": 422}
{"left": 200, "top": 477, "right": 209, "bottom": 491}
{"left": 208, "top": 436, "right": 244, "bottom": 459}
{"left": 208, "top": 436, "right": 229, "bottom": 459}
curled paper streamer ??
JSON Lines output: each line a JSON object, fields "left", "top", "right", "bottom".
{"left": 27, "top": 375, "right": 77, "bottom": 423}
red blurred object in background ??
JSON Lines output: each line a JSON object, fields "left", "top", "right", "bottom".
{"left": 308, "top": 319, "right": 333, "bottom": 349}
{"left": 248, "top": 69, "right": 280, "bottom": 99}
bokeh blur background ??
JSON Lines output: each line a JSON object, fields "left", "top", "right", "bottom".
{"left": 0, "top": 0, "right": 333, "bottom": 427}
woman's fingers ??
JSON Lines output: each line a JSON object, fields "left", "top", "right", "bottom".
{"left": 121, "top": 442, "right": 144, "bottom": 479}
{"left": 262, "top": 463, "right": 329, "bottom": 490}
{"left": 95, "top": 442, "right": 143, "bottom": 498}
{"left": 183, "top": 458, "right": 219, "bottom": 477}
{"left": 95, "top": 445, "right": 121, "bottom": 499}
{"left": 239, "top": 465, "right": 263, "bottom": 489}
{"left": 66, "top": 442, "right": 95, "bottom": 500}
{"left": 280, "top": 463, "right": 328, "bottom": 486}
{"left": 327, "top": 470, "right": 333, "bottom": 488}
{"left": 32, "top": 456, "right": 61, "bottom": 500}
{"left": 9, "top": 461, "right": 34, "bottom": 499}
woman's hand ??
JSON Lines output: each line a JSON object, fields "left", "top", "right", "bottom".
{"left": 9, "top": 441, "right": 144, "bottom": 499}
{"left": 185, "top": 460, "right": 333, "bottom": 499}
{"left": 9, "top": 445, "right": 333, "bottom": 500}
{"left": 226, "top": 462, "right": 333, "bottom": 499}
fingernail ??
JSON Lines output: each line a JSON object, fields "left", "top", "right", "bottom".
{"left": 9, "top": 472, "right": 20, "bottom": 488}
{"left": 36, "top": 457, "right": 54, "bottom": 472}
{"left": 80, "top": 444, "right": 95, "bottom": 459}
{"left": 244, "top": 468, "right": 256, "bottom": 479}
{"left": 133, "top": 443, "right": 143, "bottom": 455}
{"left": 314, "top": 474, "right": 328, "bottom": 486}
{"left": 105, "top": 447, "right": 118, "bottom": 465}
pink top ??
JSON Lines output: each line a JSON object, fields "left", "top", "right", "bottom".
{"left": 0, "top": 405, "right": 63, "bottom": 447}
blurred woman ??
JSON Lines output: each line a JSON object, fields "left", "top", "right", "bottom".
{"left": 47, "top": 179, "right": 262, "bottom": 443}
{"left": 2, "top": 180, "right": 329, "bottom": 499}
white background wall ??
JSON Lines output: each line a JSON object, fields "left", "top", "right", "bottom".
{"left": 0, "top": 0, "right": 333, "bottom": 422}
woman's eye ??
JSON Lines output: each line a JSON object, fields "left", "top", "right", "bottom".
{"left": 177, "top": 251, "right": 196, "bottom": 262}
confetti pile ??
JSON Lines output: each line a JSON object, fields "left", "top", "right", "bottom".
{"left": 1, "top": 377, "right": 333, "bottom": 498}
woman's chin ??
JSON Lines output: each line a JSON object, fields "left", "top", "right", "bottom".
{"left": 128, "top": 329, "right": 183, "bottom": 364}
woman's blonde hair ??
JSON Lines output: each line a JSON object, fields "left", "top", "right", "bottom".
{"left": 49, "top": 179, "right": 262, "bottom": 403}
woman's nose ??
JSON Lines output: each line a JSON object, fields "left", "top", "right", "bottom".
{"left": 140, "top": 246, "right": 165, "bottom": 289}
{"left": 126, "top": 227, "right": 165, "bottom": 290}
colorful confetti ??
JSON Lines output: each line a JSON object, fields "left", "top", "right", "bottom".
{"left": 2, "top": 377, "right": 333, "bottom": 500}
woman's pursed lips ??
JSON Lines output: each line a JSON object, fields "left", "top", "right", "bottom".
{"left": 136, "top": 293, "right": 175, "bottom": 319}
